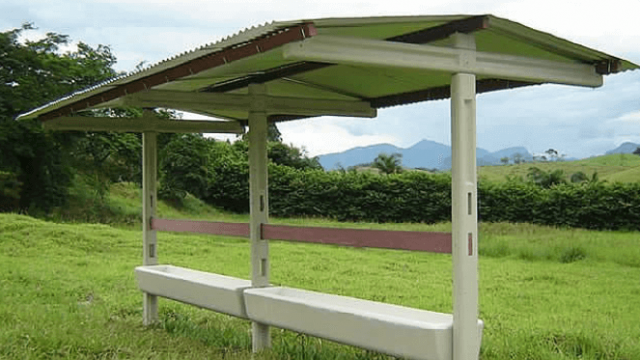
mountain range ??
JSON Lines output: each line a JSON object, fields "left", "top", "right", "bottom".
{"left": 317, "top": 140, "right": 639, "bottom": 170}
{"left": 605, "top": 142, "right": 640, "bottom": 155}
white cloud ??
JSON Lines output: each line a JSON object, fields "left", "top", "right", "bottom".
{"left": 603, "top": 110, "right": 640, "bottom": 143}
{"left": 278, "top": 118, "right": 398, "bottom": 156}
{"left": 615, "top": 110, "right": 640, "bottom": 123}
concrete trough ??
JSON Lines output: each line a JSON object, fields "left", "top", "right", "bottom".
{"left": 244, "top": 286, "right": 483, "bottom": 360}
{"left": 135, "top": 265, "right": 252, "bottom": 318}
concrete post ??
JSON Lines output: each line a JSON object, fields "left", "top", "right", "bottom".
{"left": 450, "top": 32, "right": 480, "bottom": 360}
{"left": 248, "top": 83, "right": 271, "bottom": 351}
{"left": 142, "top": 128, "right": 158, "bottom": 325}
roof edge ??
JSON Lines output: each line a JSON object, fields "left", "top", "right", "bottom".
{"left": 18, "top": 23, "right": 317, "bottom": 122}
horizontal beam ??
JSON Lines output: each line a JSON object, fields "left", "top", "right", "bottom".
{"left": 148, "top": 218, "right": 452, "bottom": 253}
{"left": 124, "top": 90, "right": 376, "bottom": 118}
{"left": 282, "top": 35, "right": 603, "bottom": 87}
{"left": 43, "top": 116, "right": 244, "bottom": 133}
{"left": 261, "top": 224, "right": 452, "bottom": 253}
{"left": 151, "top": 218, "right": 250, "bottom": 237}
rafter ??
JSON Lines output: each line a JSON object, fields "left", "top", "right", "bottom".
{"left": 123, "top": 90, "right": 376, "bottom": 118}
{"left": 43, "top": 116, "right": 244, "bottom": 133}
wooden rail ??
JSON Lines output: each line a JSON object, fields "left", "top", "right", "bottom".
{"left": 150, "top": 218, "right": 250, "bottom": 237}
{"left": 150, "top": 218, "right": 452, "bottom": 254}
{"left": 262, "top": 224, "right": 451, "bottom": 253}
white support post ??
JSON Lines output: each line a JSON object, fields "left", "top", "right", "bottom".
{"left": 450, "top": 33, "right": 480, "bottom": 360}
{"left": 142, "top": 129, "right": 159, "bottom": 325}
{"left": 248, "top": 83, "right": 271, "bottom": 352}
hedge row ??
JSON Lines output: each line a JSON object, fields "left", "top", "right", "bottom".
{"left": 206, "top": 163, "right": 640, "bottom": 231}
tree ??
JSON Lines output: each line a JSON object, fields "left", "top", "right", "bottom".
{"left": 159, "top": 133, "right": 215, "bottom": 202}
{"left": 267, "top": 123, "right": 282, "bottom": 142}
{"left": 500, "top": 156, "right": 510, "bottom": 165}
{"left": 570, "top": 171, "right": 599, "bottom": 184}
{"left": 267, "top": 142, "right": 322, "bottom": 170}
{"left": 527, "top": 167, "right": 566, "bottom": 188}
{"left": 372, "top": 153, "right": 403, "bottom": 175}
{"left": 0, "top": 24, "right": 120, "bottom": 211}
{"left": 545, "top": 148, "right": 559, "bottom": 161}
{"left": 239, "top": 123, "right": 282, "bottom": 142}
{"left": 512, "top": 153, "right": 524, "bottom": 164}
{"left": 570, "top": 171, "right": 588, "bottom": 183}
{"left": 633, "top": 147, "right": 640, "bottom": 156}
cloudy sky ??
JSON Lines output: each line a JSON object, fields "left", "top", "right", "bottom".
{"left": 3, "top": 0, "right": 639, "bottom": 158}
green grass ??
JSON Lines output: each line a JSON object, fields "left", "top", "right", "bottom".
{"left": 46, "top": 180, "right": 247, "bottom": 226}
{"left": 1, "top": 212, "right": 639, "bottom": 360}
{"left": 479, "top": 153, "right": 640, "bottom": 183}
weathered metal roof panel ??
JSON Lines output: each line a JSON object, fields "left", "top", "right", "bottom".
{"left": 17, "top": 15, "right": 638, "bottom": 122}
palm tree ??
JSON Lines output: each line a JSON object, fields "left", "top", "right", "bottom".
{"left": 372, "top": 153, "right": 403, "bottom": 175}
{"left": 527, "top": 167, "right": 566, "bottom": 188}
{"left": 571, "top": 171, "right": 599, "bottom": 184}
{"left": 570, "top": 171, "right": 588, "bottom": 183}
{"left": 545, "top": 148, "right": 559, "bottom": 161}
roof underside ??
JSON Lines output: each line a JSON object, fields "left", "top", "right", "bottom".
{"left": 18, "top": 14, "right": 639, "bottom": 123}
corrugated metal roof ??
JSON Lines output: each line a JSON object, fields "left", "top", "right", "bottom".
{"left": 17, "top": 14, "right": 639, "bottom": 122}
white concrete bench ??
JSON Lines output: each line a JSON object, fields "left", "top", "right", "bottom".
{"left": 135, "top": 265, "right": 484, "bottom": 360}
{"left": 135, "top": 265, "right": 252, "bottom": 318}
{"left": 245, "top": 286, "right": 483, "bottom": 360}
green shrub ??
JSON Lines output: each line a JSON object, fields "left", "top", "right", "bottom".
{"left": 203, "top": 162, "right": 640, "bottom": 230}
{"left": 159, "top": 134, "right": 215, "bottom": 202}
{"left": 268, "top": 166, "right": 451, "bottom": 223}
{"left": 478, "top": 180, "right": 640, "bottom": 231}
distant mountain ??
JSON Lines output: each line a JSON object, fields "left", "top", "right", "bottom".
{"left": 399, "top": 140, "right": 451, "bottom": 169}
{"left": 440, "top": 146, "right": 533, "bottom": 169}
{"left": 606, "top": 142, "right": 640, "bottom": 155}
{"left": 317, "top": 143, "right": 402, "bottom": 170}
{"left": 317, "top": 140, "right": 534, "bottom": 170}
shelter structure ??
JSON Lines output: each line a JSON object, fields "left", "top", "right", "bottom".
{"left": 18, "top": 15, "right": 638, "bottom": 360}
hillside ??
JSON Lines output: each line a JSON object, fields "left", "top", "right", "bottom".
{"left": 46, "top": 178, "right": 247, "bottom": 226}
{"left": 478, "top": 153, "right": 640, "bottom": 183}
{"left": 605, "top": 142, "right": 640, "bottom": 155}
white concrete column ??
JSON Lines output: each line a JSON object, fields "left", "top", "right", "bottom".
{"left": 142, "top": 129, "right": 158, "bottom": 325}
{"left": 450, "top": 33, "right": 480, "bottom": 360}
{"left": 248, "top": 83, "right": 271, "bottom": 351}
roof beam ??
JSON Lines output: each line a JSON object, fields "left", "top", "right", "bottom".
{"left": 369, "top": 79, "right": 534, "bottom": 108}
{"left": 387, "top": 15, "right": 489, "bottom": 44}
{"left": 43, "top": 116, "right": 244, "bottom": 133}
{"left": 198, "top": 16, "right": 491, "bottom": 94}
{"left": 123, "top": 90, "right": 376, "bottom": 118}
{"left": 282, "top": 35, "right": 603, "bottom": 87}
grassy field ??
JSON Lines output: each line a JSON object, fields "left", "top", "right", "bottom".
{"left": 1, "top": 208, "right": 639, "bottom": 360}
{"left": 478, "top": 153, "right": 640, "bottom": 183}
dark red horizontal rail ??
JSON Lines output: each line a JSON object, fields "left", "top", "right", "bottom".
{"left": 150, "top": 218, "right": 250, "bottom": 237}
{"left": 150, "top": 218, "right": 452, "bottom": 254}
{"left": 261, "top": 224, "right": 452, "bottom": 253}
